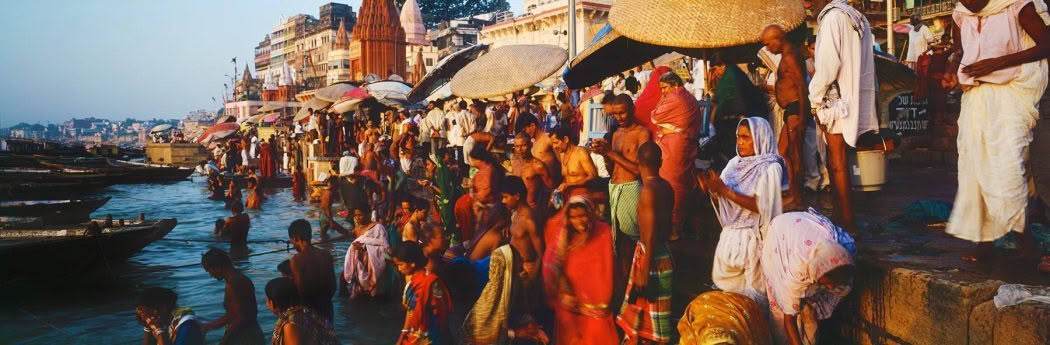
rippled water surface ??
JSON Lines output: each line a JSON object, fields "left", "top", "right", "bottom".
{"left": 0, "top": 177, "right": 403, "bottom": 344}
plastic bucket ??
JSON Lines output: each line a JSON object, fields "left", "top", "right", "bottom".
{"left": 850, "top": 138, "right": 887, "bottom": 192}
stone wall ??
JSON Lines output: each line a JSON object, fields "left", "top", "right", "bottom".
{"left": 146, "top": 143, "right": 210, "bottom": 167}
{"left": 831, "top": 263, "right": 1050, "bottom": 345}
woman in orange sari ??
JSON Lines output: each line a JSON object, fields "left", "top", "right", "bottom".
{"left": 394, "top": 241, "right": 453, "bottom": 345}
{"left": 651, "top": 72, "right": 702, "bottom": 241}
{"left": 543, "top": 196, "right": 617, "bottom": 345}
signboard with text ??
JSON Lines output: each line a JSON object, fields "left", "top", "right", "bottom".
{"left": 888, "top": 92, "right": 930, "bottom": 136}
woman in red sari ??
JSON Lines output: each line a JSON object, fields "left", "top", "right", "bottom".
{"left": 632, "top": 66, "right": 673, "bottom": 134}
{"left": 259, "top": 139, "right": 273, "bottom": 179}
{"left": 543, "top": 196, "right": 617, "bottom": 345}
{"left": 652, "top": 72, "right": 702, "bottom": 241}
{"left": 393, "top": 241, "right": 452, "bottom": 345}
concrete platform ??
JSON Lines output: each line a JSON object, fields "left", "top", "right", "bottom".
{"left": 669, "top": 162, "right": 1050, "bottom": 345}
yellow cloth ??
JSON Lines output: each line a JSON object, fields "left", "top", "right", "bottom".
{"left": 462, "top": 245, "right": 514, "bottom": 344}
{"left": 677, "top": 291, "right": 773, "bottom": 345}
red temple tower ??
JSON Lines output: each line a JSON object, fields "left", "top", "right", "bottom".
{"left": 350, "top": 0, "right": 407, "bottom": 80}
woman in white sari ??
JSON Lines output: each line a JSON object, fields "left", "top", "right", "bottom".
{"left": 698, "top": 117, "right": 785, "bottom": 303}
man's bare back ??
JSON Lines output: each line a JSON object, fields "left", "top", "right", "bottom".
{"left": 520, "top": 158, "right": 552, "bottom": 209}
{"left": 291, "top": 248, "right": 336, "bottom": 320}
{"left": 639, "top": 177, "right": 674, "bottom": 246}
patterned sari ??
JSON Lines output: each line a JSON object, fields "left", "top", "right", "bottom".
{"left": 399, "top": 271, "right": 453, "bottom": 345}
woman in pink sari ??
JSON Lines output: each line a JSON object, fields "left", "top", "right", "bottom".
{"left": 651, "top": 72, "right": 702, "bottom": 240}
{"left": 543, "top": 196, "right": 617, "bottom": 345}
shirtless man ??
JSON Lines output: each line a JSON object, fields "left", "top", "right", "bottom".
{"left": 221, "top": 202, "right": 251, "bottom": 247}
{"left": 287, "top": 219, "right": 337, "bottom": 322}
{"left": 467, "top": 148, "right": 504, "bottom": 224}
{"left": 519, "top": 115, "right": 561, "bottom": 184}
{"left": 591, "top": 94, "right": 650, "bottom": 242}
{"left": 617, "top": 141, "right": 675, "bottom": 345}
{"left": 200, "top": 249, "right": 265, "bottom": 344}
{"left": 500, "top": 176, "right": 543, "bottom": 277}
{"left": 319, "top": 176, "right": 350, "bottom": 238}
{"left": 550, "top": 126, "right": 597, "bottom": 198}
{"left": 512, "top": 133, "right": 554, "bottom": 214}
{"left": 761, "top": 24, "right": 809, "bottom": 208}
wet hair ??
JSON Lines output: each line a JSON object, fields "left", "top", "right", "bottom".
{"left": 201, "top": 248, "right": 232, "bottom": 269}
{"left": 277, "top": 260, "right": 292, "bottom": 277}
{"left": 392, "top": 241, "right": 427, "bottom": 268}
{"left": 501, "top": 176, "right": 527, "bottom": 200}
{"left": 638, "top": 141, "right": 663, "bottom": 168}
{"left": 288, "top": 219, "right": 312, "bottom": 241}
{"left": 602, "top": 94, "right": 636, "bottom": 117}
{"left": 231, "top": 200, "right": 244, "bottom": 214}
{"left": 659, "top": 72, "right": 685, "bottom": 87}
{"left": 468, "top": 146, "right": 497, "bottom": 166}
{"left": 516, "top": 113, "right": 539, "bottom": 133}
{"left": 265, "top": 277, "right": 301, "bottom": 311}
{"left": 137, "top": 287, "right": 177, "bottom": 311}
{"left": 551, "top": 125, "right": 574, "bottom": 141}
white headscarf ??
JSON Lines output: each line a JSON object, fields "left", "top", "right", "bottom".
{"left": 716, "top": 117, "right": 786, "bottom": 231}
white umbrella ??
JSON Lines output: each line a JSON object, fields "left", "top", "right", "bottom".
{"left": 150, "top": 124, "right": 173, "bottom": 133}
{"left": 294, "top": 97, "right": 332, "bottom": 121}
{"left": 315, "top": 83, "right": 357, "bottom": 102}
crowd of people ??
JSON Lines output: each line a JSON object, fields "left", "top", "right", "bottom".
{"left": 138, "top": 0, "right": 1050, "bottom": 343}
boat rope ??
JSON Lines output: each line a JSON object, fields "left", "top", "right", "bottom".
{"left": 19, "top": 307, "right": 75, "bottom": 339}
{"left": 134, "top": 235, "right": 349, "bottom": 274}
{"left": 156, "top": 238, "right": 292, "bottom": 245}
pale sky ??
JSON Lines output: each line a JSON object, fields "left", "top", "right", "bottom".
{"left": 0, "top": 0, "right": 524, "bottom": 126}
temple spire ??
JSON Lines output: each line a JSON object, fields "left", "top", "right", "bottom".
{"left": 333, "top": 18, "right": 349, "bottom": 49}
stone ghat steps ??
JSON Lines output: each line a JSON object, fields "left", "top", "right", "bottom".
{"left": 829, "top": 263, "right": 1050, "bottom": 345}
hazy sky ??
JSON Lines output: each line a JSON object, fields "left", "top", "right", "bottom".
{"left": 0, "top": 0, "right": 524, "bottom": 126}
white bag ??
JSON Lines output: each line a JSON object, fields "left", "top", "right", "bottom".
{"left": 815, "top": 83, "right": 849, "bottom": 130}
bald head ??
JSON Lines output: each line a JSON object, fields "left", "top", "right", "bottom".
{"left": 638, "top": 141, "right": 662, "bottom": 169}
{"left": 760, "top": 24, "right": 789, "bottom": 54}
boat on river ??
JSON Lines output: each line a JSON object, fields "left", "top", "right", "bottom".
{"left": 0, "top": 197, "right": 111, "bottom": 225}
{"left": 0, "top": 218, "right": 176, "bottom": 277}
{"left": 34, "top": 156, "right": 195, "bottom": 183}
{"left": 0, "top": 168, "right": 117, "bottom": 200}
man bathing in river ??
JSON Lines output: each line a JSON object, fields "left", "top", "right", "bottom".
{"left": 220, "top": 201, "right": 251, "bottom": 247}
{"left": 200, "top": 249, "right": 265, "bottom": 345}
{"left": 288, "top": 219, "right": 337, "bottom": 322}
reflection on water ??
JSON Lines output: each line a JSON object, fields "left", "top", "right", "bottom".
{"left": 0, "top": 177, "right": 402, "bottom": 344}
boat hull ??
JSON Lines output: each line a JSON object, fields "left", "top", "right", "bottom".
{"left": 0, "top": 218, "right": 177, "bottom": 277}
{"left": 0, "top": 197, "right": 111, "bottom": 225}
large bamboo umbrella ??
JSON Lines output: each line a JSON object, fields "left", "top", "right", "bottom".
{"left": 406, "top": 44, "right": 488, "bottom": 103}
{"left": 564, "top": 25, "right": 672, "bottom": 89}
{"left": 608, "top": 0, "right": 806, "bottom": 49}
{"left": 450, "top": 45, "right": 568, "bottom": 100}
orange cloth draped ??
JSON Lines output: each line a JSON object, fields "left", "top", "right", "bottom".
{"left": 454, "top": 194, "right": 475, "bottom": 241}
{"left": 652, "top": 86, "right": 701, "bottom": 229}
{"left": 292, "top": 171, "right": 306, "bottom": 201}
{"left": 542, "top": 209, "right": 617, "bottom": 345}
{"left": 259, "top": 142, "right": 273, "bottom": 178}
{"left": 632, "top": 66, "right": 672, "bottom": 134}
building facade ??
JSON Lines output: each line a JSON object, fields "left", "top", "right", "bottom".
{"left": 328, "top": 19, "right": 353, "bottom": 84}
{"left": 480, "top": 0, "right": 612, "bottom": 57}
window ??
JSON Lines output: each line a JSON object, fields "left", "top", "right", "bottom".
{"left": 426, "top": 58, "right": 433, "bottom": 66}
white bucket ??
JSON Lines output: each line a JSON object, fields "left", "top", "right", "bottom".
{"left": 850, "top": 138, "right": 887, "bottom": 192}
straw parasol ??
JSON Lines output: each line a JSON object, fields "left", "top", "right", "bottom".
{"left": 314, "top": 82, "right": 357, "bottom": 102}
{"left": 450, "top": 44, "right": 568, "bottom": 100}
{"left": 407, "top": 44, "right": 488, "bottom": 103}
{"left": 564, "top": 25, "right": 671, "bottom": 89}
{"left": 293, "top": 97, "right": 332, "bottom": 121}
{"left": 608, "top": 0, "right": 806, "bottom": 49}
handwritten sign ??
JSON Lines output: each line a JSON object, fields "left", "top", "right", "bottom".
{"left": 888, "top": 92, "right": 930, "bottom": 136}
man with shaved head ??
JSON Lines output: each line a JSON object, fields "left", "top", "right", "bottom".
{"left": 761, "top": 24, "right": 808, "bottom": 209}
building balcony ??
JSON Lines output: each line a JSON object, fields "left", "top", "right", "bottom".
{"left": 898, "top": 0, "right": 954, "bottom": 19}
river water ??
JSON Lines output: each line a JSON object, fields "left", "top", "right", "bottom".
{"left": 0, "top": 177, "right": 402, "bottom": 344}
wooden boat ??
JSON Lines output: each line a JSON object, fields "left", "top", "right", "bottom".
{"left": 0, "top": 218, "right": 176, "bottom": 276}
{"left": 0, "top": 168, "right": 116, "bottom": 200}
{"left": 35, "top": 156, "right": 194, "bottom": 183}
{"left": 0, "top": 197, "right": 111, "bottom": 225}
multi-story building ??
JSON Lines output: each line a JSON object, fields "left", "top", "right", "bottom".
{"left": 254, "top": 3, "right": 357, "bottom": 90}
{"left": 327, "top": 19, "right": 353, "bottom": 84}
{"left": 254, "top": 36, "right": 272, "bottom": 77}
{"left": 319, "top": 2, "right": 356, "bottom": 29}
{"left": 480, "top": 0, "right": 612, "bottom": 57}
{"left": 432, "top": 18, "right": 485, "bottom": 59}
{"left": 268, "top": 14, "right": 319, "bottom": 85}
{"left": 299, "top": 25, "right": 338, "bottom": 89}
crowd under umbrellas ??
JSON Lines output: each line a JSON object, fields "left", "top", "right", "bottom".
{"left": 134, "top": 0, "right": 1050, "bottom": 344}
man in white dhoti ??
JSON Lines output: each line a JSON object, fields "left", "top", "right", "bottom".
{"left": 808, "top": 0, "right": 879, "bottom": 234}
{"left": 942, "top": 0, "right": 1050, "bottom": 262}
{"left": 698, "top": 117, "right": 785, "bottom": 303}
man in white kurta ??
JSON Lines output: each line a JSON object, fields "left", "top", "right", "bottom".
{"left": 906, "top": 15, "right": 936, "bottom": 69}
{"left": 945, "top": 0, "right": 1050, "bottom": 244}
{"left": 808, "top": 0, "right": 878, "bottom": 233}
